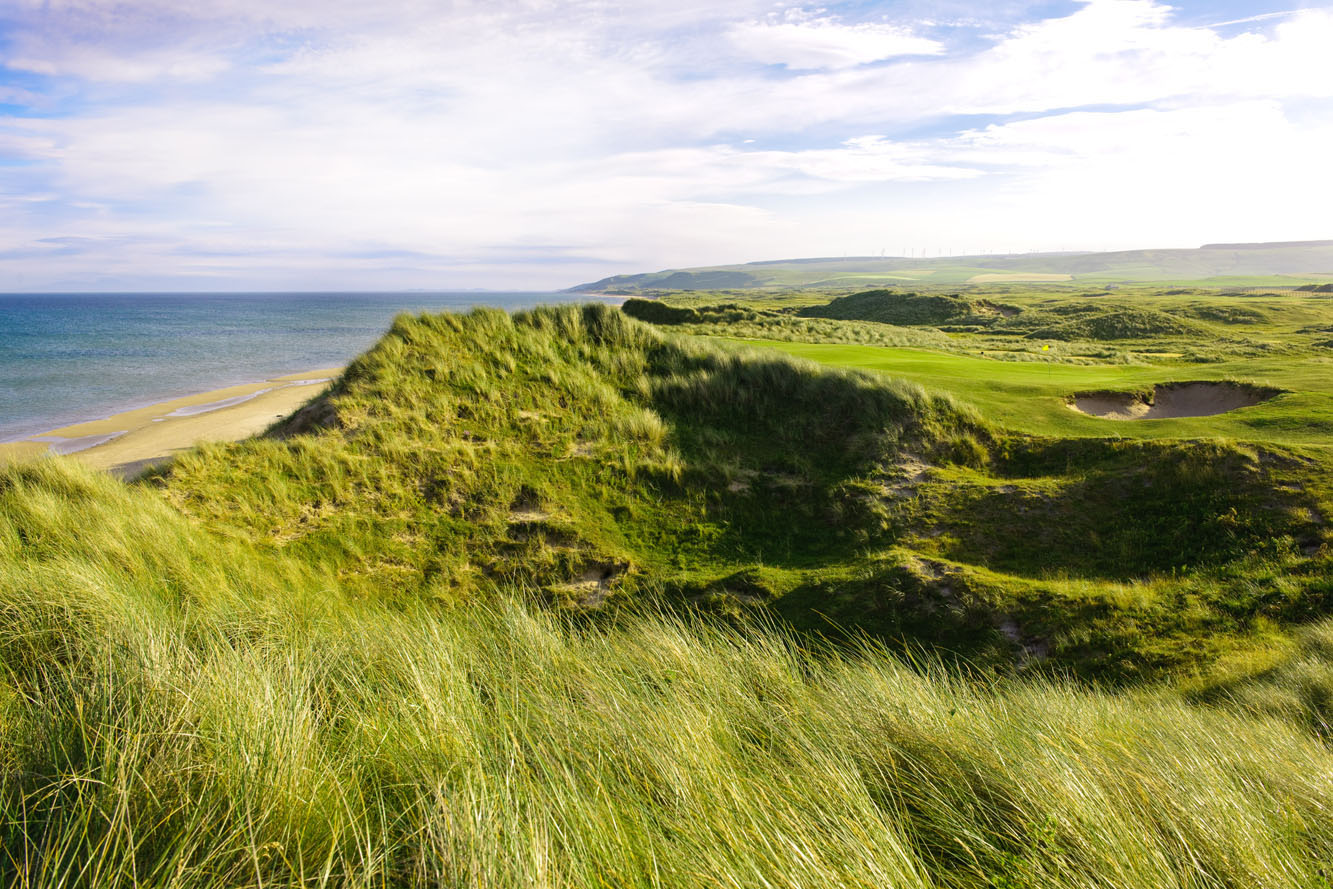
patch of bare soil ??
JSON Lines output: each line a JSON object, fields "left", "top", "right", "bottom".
{"left": 1068, "top": 382, "right": 1280, "bottom": 420}
{"left": 555, "top": 561, "right": 628, "bottom": 607}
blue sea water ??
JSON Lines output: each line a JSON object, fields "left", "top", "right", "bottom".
{"left": 0, "top": 291, "right": 591, "bottom": 441}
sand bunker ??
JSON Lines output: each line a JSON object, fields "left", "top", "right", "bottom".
{"left": 1068, "top": 382, "right": 1280, "bottom": 420}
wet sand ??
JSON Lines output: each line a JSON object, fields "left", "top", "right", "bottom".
{"left": 0, "top": 369, "right": 340, "bottom": 478}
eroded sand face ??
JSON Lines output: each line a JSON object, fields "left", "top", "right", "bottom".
{"left": 1068, "top": 382, "right": 1279, "bottom": 420}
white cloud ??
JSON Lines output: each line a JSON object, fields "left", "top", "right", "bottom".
{"left": 729, "top": 13, "right": 945, "bottom": 69}
{"left": 1, "top": 0, "right": 1331, "bottom": 288}
{"left": 6, "top": 45, "right": 231, "bottom": 82}
{"left": 925, "top": 101, "right": 1333, "bottom": 250}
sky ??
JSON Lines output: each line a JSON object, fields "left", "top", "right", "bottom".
{"left": 1, "top": 0, "right": 1331, "bottom": 291}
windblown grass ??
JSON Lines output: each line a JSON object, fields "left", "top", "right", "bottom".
{"left": 1188, "top": 615, "right": 1333, "bottom": 741}
{"left": 5, "top": 460, "right": 1333, "bottom": 887}
{"left": 7, "top": 302, "right": 1333, "bottom": 886}
{"left": 139, "top": 304, "right": 1333, "bottom": 683}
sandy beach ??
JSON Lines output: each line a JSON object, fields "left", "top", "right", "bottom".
{"left": 0, "top": 368, "right": 340, "bottom": 478}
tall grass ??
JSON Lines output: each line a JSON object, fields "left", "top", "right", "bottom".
{"left": 1189, "top": 616, "right": 1333, "bottom": 741}
{"left": 142, "top": 305, "right": 1331, "bottom": 683}
{"left": 5, "top": 459, "right": 1333, "bottom": 887}
{"left": 156, "top": 304, "right": 990, "bottom": 607}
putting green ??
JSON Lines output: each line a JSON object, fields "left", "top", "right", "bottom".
{"left": 737, "top": 339, "right": 1333, "bottom": 449}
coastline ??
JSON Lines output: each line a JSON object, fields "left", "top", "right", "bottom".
{"left": 0, "top": 368, "right": 341, "bottom": 478}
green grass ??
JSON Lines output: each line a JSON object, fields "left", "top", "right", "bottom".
{"left": 736, "top": 339, "right": 1333, "bottom": 447}
{"left": 795, "top": 290, "right": 1007, "bottom": 326}
{"left": 133, "top": 303, "right": 1331, "bottom": 681}
{"left": 637, "top": 287, "right": 1333, "bottom": 371}
{"left": 7, "top": 301, "right": 1333, "bottom": 885}
{"left": 7, "top": 460, "right": 1333, "bottom": 887}
{"left": 619, "top": 281, "right": 1333, "bottom": 447}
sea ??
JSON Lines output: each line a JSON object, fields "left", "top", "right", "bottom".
{"left": 0, "top": 291, "right": 591, "bottom": 442}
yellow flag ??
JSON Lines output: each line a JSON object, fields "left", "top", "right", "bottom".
{"left": 1042, "top": 345, "right": 1050, "bottom": 351}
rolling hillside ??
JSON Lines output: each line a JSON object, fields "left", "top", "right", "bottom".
{"left": 570, "top": 240, "right": 1333, "bottom": 292}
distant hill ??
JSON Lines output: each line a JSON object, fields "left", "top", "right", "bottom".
{"left": 568, "top": 240, "right": 1333, "bottom": 292}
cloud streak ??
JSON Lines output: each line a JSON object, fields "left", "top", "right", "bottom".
{"left": 728, "top": 12, "right": 945, "bottom": 69}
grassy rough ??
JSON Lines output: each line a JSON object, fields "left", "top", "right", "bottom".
{"left": 8, "top": 301, "right": 1333, "bottom": 886}
{"left": 160, "top": 304, "right": 985, "bottom": 615}
{"left": 6, "top": 459, "right": 1333, "bottom": 887}
{"left": 145, "top": 304, "right": 1333, "bottom": 681}
{"left": 642, "top": 286, "right": 1333, "bottom": 366}
{"left": 795, "top": 290, "right": 1005, "bottom": 327}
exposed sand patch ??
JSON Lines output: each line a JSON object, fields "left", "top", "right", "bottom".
{"left": 4, "top": 368, "right": 340, "bottom": 477}
{"left": 725, "top": 468, "right": 758, "bottom": 493}
{"left": 998, "top": 617, "right": 1050, "bottom": 667}
{"left": 885, "top": 455, "right": 932, "bottom": 499}
{"left": 507, "top": 508, "right": 552, "bottom": 524}
{"left": 967, "top": 273, "right": 1073, "bottom": 284}
{"left": 555, "top": 561, "right": 628, "bottom": 607}
{"left": 972, "top": 299, "right": 1021, "bottom": 318}
{"left": 1068, "top": 382, "right": 1280, "bottom": 420}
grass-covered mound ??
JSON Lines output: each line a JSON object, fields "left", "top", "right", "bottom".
{"left": 795, "top": 289, "right": 1017, "bottom": 327}
{"left": 160, "top": 303, "right": 989, "bottom": 606}
{"left": 145, "top": 304, "right": 1333, "bottom": 680}
{"left": 619, "top": 297, "right": 734, "bottom": 325}
{"left": 786, "top": 291, "right": 1213, "bottom": 343}
{"left": 1016, "top": 307, "right": 1210, "bottom": 341}
{"left": 1170, "top": 303, "right": 1272, "bottom": 325}
{"left": 619, "top": 297, "right": 962, "bottom": 351}
{"left": 624, "top": 287, "right": 1333, "bottom": 371}
{"left": 6, "top": 459, "right": 1333, "bottom": 887}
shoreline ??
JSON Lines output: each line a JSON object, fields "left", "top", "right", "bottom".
{"left": 0, "top": 368, "right": 342, "bottom": 478}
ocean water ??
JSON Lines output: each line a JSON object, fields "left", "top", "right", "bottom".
{"left": 0, "top": 291, "right": 590, "bottom": 441}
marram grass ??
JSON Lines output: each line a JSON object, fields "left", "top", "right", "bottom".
{"left": 5, "top": 302, "right": 1333, "bottom": 887}
{"left": 4, "top": 460, "right": 1333, "bottom": 887}
{"left": 148, "top": 305, "right": 1332, "bottom": 681}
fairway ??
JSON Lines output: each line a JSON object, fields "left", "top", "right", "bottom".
{"left": 738, "top": 338, "right": 1333, "bottom": 449}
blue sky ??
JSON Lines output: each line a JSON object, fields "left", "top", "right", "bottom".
{"left": 1, "top": 0, "right": 1330, "bottom": 290}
